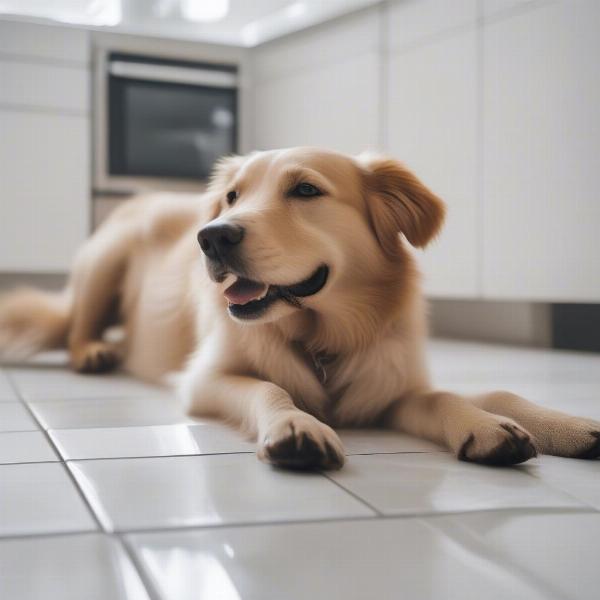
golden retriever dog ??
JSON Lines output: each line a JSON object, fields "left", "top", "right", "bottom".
{"left": 1, "top": 147, "right": 599, "bottom": 469}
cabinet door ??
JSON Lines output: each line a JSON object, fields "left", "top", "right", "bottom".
{"left": 0, "top": 110, "right": 90, "bottom": 272}
{"left": 483, "top": 0, "right": 600, "bottom": 301}
{"left": 387, "top": 30, "right": 479, "bottom": 297}
{"left": 254, "top": 52, "right": 380, "bottom": 154}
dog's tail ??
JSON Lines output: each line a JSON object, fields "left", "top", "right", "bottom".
{"left": 0, "top": 287, "right": 71, "bottom": 361}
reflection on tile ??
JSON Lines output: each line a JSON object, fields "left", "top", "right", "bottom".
{"left": 0, "top": 371, "right": 17, "bottom": 401}
{"left": 0, "top": 431, "right": 57, "bottom": 464}
{"left": 129, "top": 518, "right": 547, "bottom": 600}
{"left": 30, "top": 397, "right": 195, "bottom": 430}
{"left": 9, "top": 366, "right": 172, "bottom": 401}
{"left": 329, "top": 453, "right": 584, "bottom": 515}
{"left": 0, "top": 463, "right": 96, "bottom": 536}
{"left": 51, "top": 423, "right": 255, "bottom": 460}
{"left": 0, "top": 403, "right": 37, "bottom": 432}
{"left": 523, "top": 455, "right": 600, "bottom": 510}
{"left": 429, "top": 511, "right": 600, "bottom": 600}
{"left": 339, "top": 429, "right": 445, "bottom": 455}
{"left": 70, "top": 454, "right": 373, "bottom": 532}
{"left": 0, "top": 533, "right": 149, "bottom": 600}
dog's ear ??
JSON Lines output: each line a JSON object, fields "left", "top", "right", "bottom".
{"left": 358, "top": 153, "right": 445, "bottom": 255}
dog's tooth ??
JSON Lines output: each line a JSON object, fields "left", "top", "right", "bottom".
{"left": 222, "top": 273, "right": 237, "bottom": 289}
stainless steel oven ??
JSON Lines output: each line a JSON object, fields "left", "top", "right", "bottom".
{"left": 94, "top": 49, "right": 238, "bottom": 193}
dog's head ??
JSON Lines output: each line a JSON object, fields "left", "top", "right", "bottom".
{"left": 198, "top": 147, "right": 445, "bottom": 326}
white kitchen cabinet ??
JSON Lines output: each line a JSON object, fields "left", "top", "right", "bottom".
{"left": 254, "top": 52, "right": 380, "bottom": 154}
{"left": 482, "top": 0, "right": 600, "bottom": 301}
{"left": 387, "top": 0, "right": 477, "bottom": 51}
{"left": 387, "top": 30, "right": 479, "bottom": 297}
{"left": 0, "top": 60, "right": 89, "bottom": 113}
{"left": 0, "top": 19, "right": 89, "bottom": 64}
{"left": 482, "top": 0, "right": 553, "bottom": 19}
{"left": 0, "top": 110, "right": 90, "bottom": 272}
{"left": 252, "top": 9, "right": 380, "bottom": 154}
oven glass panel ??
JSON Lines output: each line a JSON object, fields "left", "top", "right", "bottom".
{"left": 108, "top": 58, "right": 237, "bottom": 181}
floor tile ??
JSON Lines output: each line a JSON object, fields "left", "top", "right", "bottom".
{"left": 339, "top": 429, "right": 445, "bottom": 455}
{"left": 428, "top": 510, "right": 600, "bottom": 600}
{"left": 51, "top": 422, "right": 256, "bottom": 460}
{"left": 70, "top": 454, "right": 374, "bottom": 532}
{"left": 128, "top": 518, "right": 547, "bottom": 600}
{"left": 522, "top": 456, "right": 600, "bottom": 510}
{"left": 0, "top": 463, "right": 96, "bottom": 536}
{"left": 9, "top": 366, "right": 172, "bottom": 401}
{"left": 329, "top": 453, "right": 584, "bottom": 516}
{"left": 29, "top": 396, "right": 195, "bottom": 430}
{"left": 0, "top": 431, "right": 57, "bottom": 464}
{"left": 429, "top": 340, "right": 600, "bottom": 384}
{"left": 0, "top": 370, "right": 17, "bottom": 401}
{"left": 0, "top": 533, "right": 150, "bottom": 600}
{"left": 0, "top": 402, "right": 38, "bottom": 432}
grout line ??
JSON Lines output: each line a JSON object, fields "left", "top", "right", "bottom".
{"left": 0, "top": 529, "right": 98, "bottom": 542}
{"left": 1, "top": 505, "right": 597, "bottom": 543}
{"left": 118, "top": 534, "right": 163, "bottom": 600}
{"left": 4, "top": 372, "right": 105, "bottom": 532}
{"left": 65, "top": 450, "right": 255, "bottom": 462}
{"left": 60, "top": 449, "right": 446, "bottom": 463}
{"left": 0, "top": 428, "right": 41, "bottom": 434}
{"left": 116, "top": 505, "right": 598, "bottom": 537}
{"left": 0, "top": 460, "right": 59, "bottom": 466}
{"left": 322, "top": 472, "right": 383, "bottom": 516}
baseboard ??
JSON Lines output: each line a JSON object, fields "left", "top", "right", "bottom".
{"left": 429, "top": 299, "right": 551, "bottom": 347}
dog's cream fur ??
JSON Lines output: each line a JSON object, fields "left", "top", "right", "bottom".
{"left": 1, "top": 147, "right": 598, "bottom": 468}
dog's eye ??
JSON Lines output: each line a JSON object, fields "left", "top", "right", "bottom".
{"left": 226, "top": 191, "right": 237, "bottom": 205}
{"left": 289, "top": 182, "right": 322, "bottom": 198}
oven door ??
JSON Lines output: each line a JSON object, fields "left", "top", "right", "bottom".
{"left": 95, "top": 52, "right": 238, "bottom": 193}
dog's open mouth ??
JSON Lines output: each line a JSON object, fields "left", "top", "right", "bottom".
{"left": 224, "top": 265, "right": 329, "bottom": 320}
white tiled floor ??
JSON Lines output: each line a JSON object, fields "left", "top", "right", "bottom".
{"left": 1, "top": 340, "right": 599, "bottom": 599}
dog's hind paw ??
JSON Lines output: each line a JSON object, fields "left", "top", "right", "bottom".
{"left": 71, "top": 341, "right": 121, "bottom": 374}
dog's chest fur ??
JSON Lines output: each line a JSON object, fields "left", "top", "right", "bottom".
{"left": 292, "top": 334, "right": 427, "bottom": 426}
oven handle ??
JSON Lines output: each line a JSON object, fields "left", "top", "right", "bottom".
{"left": 109, "top": 60, "right": 237, "bottom": 89}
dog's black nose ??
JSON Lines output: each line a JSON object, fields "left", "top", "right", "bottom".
{"left": 197, "top": 223, "right": 245, "bottom": 260}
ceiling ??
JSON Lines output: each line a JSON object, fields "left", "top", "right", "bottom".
{"left": 0, "top": 0, "right": 382, "bottom": 46}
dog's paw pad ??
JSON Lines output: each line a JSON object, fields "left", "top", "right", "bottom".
{"left": 259, "top": 416, "right": 344, "bottom": 471}
{"left": 574, "top": 431, "right": 600, "bottom": 460}
{"left": 72, "top": 342, "right": 120, "bottom": 374}
{"left": 458, "top": 421, "right": 537, "bottom": 466}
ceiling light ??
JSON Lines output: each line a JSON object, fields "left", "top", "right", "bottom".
{"left": 181, "top": 0, "right": 229, "bottom": 23}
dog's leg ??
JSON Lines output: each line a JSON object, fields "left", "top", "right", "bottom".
{"left": 472, "top": 391, "right": 600, "bottom": 459}
{"left": 67, "top": 227, "right": 130, "bottom": 373}
{"left": 386, "top": 391, "right": 538, "bottom": 465}
{"left": 181, "top": 372, "right": 345, "bottom": 470}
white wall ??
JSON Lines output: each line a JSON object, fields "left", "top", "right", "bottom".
{"left": 250, "top": 0, "right": 600, "bottom": 304}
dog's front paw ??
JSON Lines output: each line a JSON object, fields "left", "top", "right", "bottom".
{"left": 71, "top": 341, "right": 121, "bottom": 374}
{"left": 258, "top": 412, "right": 345, "bottom": 470}
{"left": 457, "top": 417, "right": 538, "bottom": 466}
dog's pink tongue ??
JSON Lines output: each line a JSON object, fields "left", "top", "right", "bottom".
{"left": 224, "top": 278, "right": 268, "bottom": 305}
